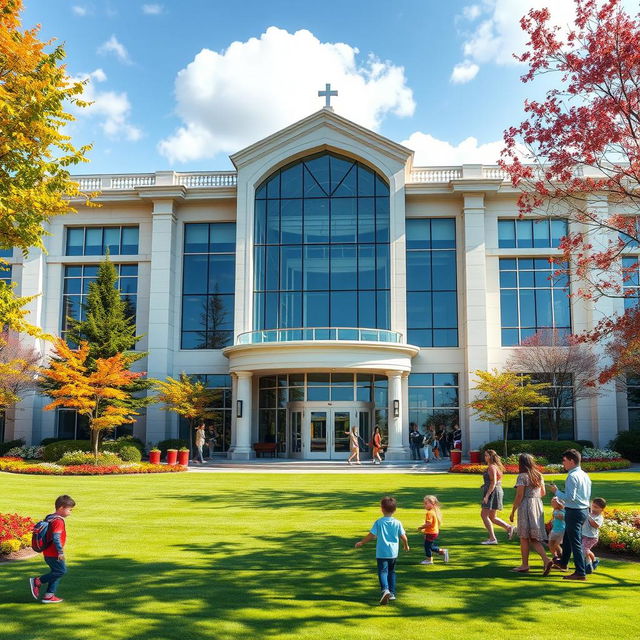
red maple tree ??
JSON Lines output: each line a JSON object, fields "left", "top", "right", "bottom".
{"left": 501, "top": 0, "right": 640, "bottom": 381}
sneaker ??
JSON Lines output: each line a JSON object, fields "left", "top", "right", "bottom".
{"left": 481, "top": 539, "right": 498, "bottom": 545}
{"left": 42, "top": 595, "right": 64, "bottom": 603}
{"left": 29, "top": 577, "right": 41, "bottom": 600}
{"left": 585, "top": 563, "right": 593, "bottom": 575}
{"left": 389, "top": 594, "right": 396, "bottom": 601}
{"left": 419, "top": 559, "right": 433, "bottom": 565}
{"left": 379, "top": 590, "right": 391, "bottom": 605}
{"left": 593, "top": 558, "right": 600, "bottom": 571}
{"left": 442, "top": 549, "right": 450, "bottom": 563}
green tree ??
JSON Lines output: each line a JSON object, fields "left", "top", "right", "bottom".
{"left": 0, "top": 0, "right": 91, "bottom": 332}
{"left": 469, "top": 369, "right": 550, "bottom": 457}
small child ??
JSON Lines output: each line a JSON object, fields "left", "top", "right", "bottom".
{"left": 417, "top": 495, "right": 449, "bottom": 565}
{"left": 30, "top": 495, "right": 76, "bottom": 603}
{"left": 582, "top": 497, "right": 606, "bottom": 574}
{"left": 355, "top": 496, "right": 410, "bottom": 605}
{"left": 548, "top": 497, "right": 565, "bottom": 561}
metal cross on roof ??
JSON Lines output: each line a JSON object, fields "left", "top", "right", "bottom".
{"left": 318, "top": 83, "right": 338, "bottom": 108}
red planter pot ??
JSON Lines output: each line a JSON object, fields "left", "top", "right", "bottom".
{"left": 166, "top": 449, "right": 178, "bottom": 465}
{"left": 469, "top": 450, "right": 482, "bottom": 464}
{"left": 177, "top": 450, "right": 190, "bottom": 466}
{"left": 148, "top": 450, "right": 161, "bottom": 465}
{"left": 450, "top": 449, "right": 462, "bottom": 467}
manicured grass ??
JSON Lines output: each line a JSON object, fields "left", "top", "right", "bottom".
{"left": 1, "top": 471, "right": 639, "bottom": 640}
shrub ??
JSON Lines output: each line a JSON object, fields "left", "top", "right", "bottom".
{"left": 481, "top": 440, "right": 584, "bottom": 463}
{"left": 102, "top": 435, "right": 145, "bottom": 455}
{"left": 581, "top": 448, "right": 621, "bottom": 460}
{"left": 42, "top": 440, "right": 91, "bottom": 461}
{"left": 0, "top": 457, "right": 187, "bottom": 475}
{"left": 503, "top": 453, "right": 549, "bottom": 466}
{"left": 39, "top": 437, "right": 66, "bottom": 446}
{"left": 58, "top": 450, "right": 122, "bottom": 467}
{"left": 0, "top": 439, "right": 25, "bottom": 456}
{"left": 608, "top": 431, "right": 640, "bottom": 462}
{"left": 598, "top": 508, "right": 640, "bottom": 556}
{"left": 5, "top": 445, "right": 44, "bottom": 460}
{"left": 575, "top": 439, "right": 594, "bottom": 448}
{"left": 118, "top": 445, "right": 141, "bottom": 462}
{"left": 157, "top": 439, "right": 189, "bottom": 454}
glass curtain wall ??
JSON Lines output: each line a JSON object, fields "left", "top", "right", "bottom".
{"left": 253, "top": 152, "right": 390, "bottom": 331}
{"left": 408, "top": 374, "right": 459, "bottom": 433}
{"left": 627, "top": 376, "right": 640, "bottom": 431}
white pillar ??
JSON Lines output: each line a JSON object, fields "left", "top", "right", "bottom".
{"left": 231, "top": 371, "right": 254, "bottom": 459}
{"left": 145, "top": 199, "right": 178, "bottom": 445}
{"left": 462, "top": 193, "right": 492, "bottom": 451}
{"left": 385, "top": 370, "right": 408, "bottom": 459}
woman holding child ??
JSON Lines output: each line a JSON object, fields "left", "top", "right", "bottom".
{"left": 480, "top": 449, "right": 515, "bottom": 544}
{"left": 509, "top": 453, "right": 553, "bottom": 574}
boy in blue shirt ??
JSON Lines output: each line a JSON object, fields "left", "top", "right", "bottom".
{"left": 355, "top": 496, "right": 410, "bottom": 605}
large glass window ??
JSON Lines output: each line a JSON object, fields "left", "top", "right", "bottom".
{"left": 499, "top": 258, "right": 571, "bottom": 346}
{"left": 0, "top": 264, "right": 11, "bottom": 287}
{"left": 622, "top": 257, "right": 640, "bottom": 309}
{"left": 253, "top": 152, "right": 390, "bottom": 330}
{"left": 627, "top": 376, "right": 640, "bottom": 431}
{"left": 620, "top": 217, "right": 639, "bottom": 248}
{"left": 181, "top": 223, "right": 236, "bottom": 349}
{"left": 65, "top": 226, "right": 139, "bottom": 256}
{"left": 408, "top": 373, "right": 459, "bottom": 434}
{"left": 498, "top": 218, "right": 567, "bottom": 249}
{"left": 61, "top": 264, "right": 138, "bottom": 334}
{"left": 406, "top": 219, "right": 458, "bottom": 347}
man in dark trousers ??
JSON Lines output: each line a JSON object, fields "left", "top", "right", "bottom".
{"left": 409, "top": 422, "right": 424, "bottom": 461}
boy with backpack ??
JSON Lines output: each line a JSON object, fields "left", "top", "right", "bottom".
{"left": 29, "top": 495, "right": 76, "bottom": 603}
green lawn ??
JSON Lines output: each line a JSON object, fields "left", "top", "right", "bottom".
{"left": 1, "top": 471, "right": 639, "bottom": 640}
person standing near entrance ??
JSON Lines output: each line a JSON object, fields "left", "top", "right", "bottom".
{"left": 346, "top": 426, "right": 361, "bottom": 465}
{"left": 193, "top": 423, "right": 206, "bottom": 464}
{"left": 409, "top": 423, "right": 423, "bottom": 461}
{"left": 372, "top": 426, "right": 384, "bottom": 464}
{"left": 548, "top": 449, "right": 592, "bottom": 580}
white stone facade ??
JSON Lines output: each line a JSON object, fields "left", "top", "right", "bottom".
{"left": 2, "top": 110, "right": 630, "bottom": 456}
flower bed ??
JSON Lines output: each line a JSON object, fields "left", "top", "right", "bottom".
{"left": 450, "top": 458, "right": 631, "bottom": 474}
{"left": 598, "top": 509, "right": 640, "bottom": 556}
{"left": 0, "top": 512, "right": 35, "bottom": 559}
{"left": 0, "top": 457, "right": 187, "bottom": 476}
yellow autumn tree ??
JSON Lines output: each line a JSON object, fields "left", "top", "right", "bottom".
{"left": 469, "top": 369, "right": 550, "bottom": 457}
{"left": 40, "top": 340, "right": 143, "bottom": 458}
{"left": 154, "top": 374, "right": 216, "bottom": 450}
{"left": 0, "top": 0, "right": 91, "bottom": 333}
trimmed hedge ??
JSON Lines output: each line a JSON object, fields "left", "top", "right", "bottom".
{"left": 157, "top": 439, "right": 189, "bottom": 454}
{"left": 42, "top": 440, "right": 91, "bottom": 461}
{"left": 0, "top": 439, "right": 25, "bottom": 456}
{"left": 608, "top": 431, "right": 640, "bottom": 463}
{"left": 39, "top": 437, "right": 66, "bottom": 446}
{"left": 481, "top": 440, "right": 584, "bottom": 463}
{"left": 118, "top": 446, "right": 142, "bottom": 462}
{"left": 102, "top": 437, "right": 145, "bottom": 456}
{"left": 59, "top": 451, "right": 122, "bottom": 467}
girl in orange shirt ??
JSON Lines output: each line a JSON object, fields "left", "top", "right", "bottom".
{"left": 417, "top": 495, "right": 449, "bottom": 565}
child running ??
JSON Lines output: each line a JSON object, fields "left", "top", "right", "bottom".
{"left": 548, "top": 497, "right": 565, "bottom": 562}
{"left": 582, "top": 497, "right": 606, "bottom": 573}
{"left": 30, "top": 495, "right": 76, "bottom": 604}
{"left": 355, "top": 496, "right": 410, "bottom": 605}
{"left": 417, "top": 495, "right": 449, "bottom": 565}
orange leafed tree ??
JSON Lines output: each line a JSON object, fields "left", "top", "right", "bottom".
{"left": 40, "top": 339, "right": 143, "bottom": 458}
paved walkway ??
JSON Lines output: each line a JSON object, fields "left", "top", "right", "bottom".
{"left": 187, "top": 457, "right": 454, "bottom": 473}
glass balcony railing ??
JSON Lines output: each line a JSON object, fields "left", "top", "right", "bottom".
{"left": 236, "top": 327, "right": 404, "bottom": 345}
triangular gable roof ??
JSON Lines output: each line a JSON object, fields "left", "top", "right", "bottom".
{"left": 230, "top": 108, "right": 414, "bottom": 170}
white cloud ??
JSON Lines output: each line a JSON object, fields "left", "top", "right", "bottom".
{"left": 142, "top": 4, "right": 163, "bottom": 14}
{"left": 71, "top": 69, "right": 142, "bottom": 142}
{"left": 72, "top": 6, "right": 88, "bottom": 16}
{"left": 402, "top": 131, "right": 505, "bottom": 166}
{"left": 450, "top": 60, "right": 479, "bottom": 84}
{"left": 461, "top": 4, "right": 482, "bottom": 21}
{"left": 158, "top": 26, "right": 415, "bottom": 164}
{"left": 97, "top": 35, "right": 131, "bottom": 65}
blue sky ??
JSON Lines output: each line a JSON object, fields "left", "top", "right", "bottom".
{"left": 22, "top": 0, "right": 578, "bottom": 174}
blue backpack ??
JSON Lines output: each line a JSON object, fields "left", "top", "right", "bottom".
{"left": 31, "top": 515, "right": 62, "bottom": 553}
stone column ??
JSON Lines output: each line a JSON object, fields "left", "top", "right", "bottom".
{"left": 462, "top": 193, "right": 491, "bottom": 451}
{"left": 145, "top": 199, "right": 178, "bottom": 445}
{"left": 231, "top": 371, "right": 254, "bottom": 459}
{"left": 385, "top": 370, "right": 408, "bottom": 459}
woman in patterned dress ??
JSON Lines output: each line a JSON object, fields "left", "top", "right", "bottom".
{"left": 480, "top": 449, "right": 515, "bottom": 544}
{"left": 509, "top": 453, "right": 553, "bottom": 574}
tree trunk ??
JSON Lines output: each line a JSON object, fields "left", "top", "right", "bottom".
{"left": 91, "top": 427, "right": 99, "bottom": 461}
{"left": 503, "top": 421, "right": 509, "bottom": 458}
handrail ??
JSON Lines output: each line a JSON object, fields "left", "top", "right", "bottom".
{"left": 236, "top": 327, "right": 403, "bottom": 345}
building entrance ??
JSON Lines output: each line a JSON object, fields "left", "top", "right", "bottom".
{"left": 288, "top": 402, "right": 372, "bottom": 460}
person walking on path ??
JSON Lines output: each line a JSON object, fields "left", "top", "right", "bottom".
{"left": 346, "top": 426, "right": 361, "bottom": 464}
{"left": 509, "top": 454, "right": 553, "bottom": 575}
{"left": 371, "top": 426, "right": 384, "bottom": 464}
{"left": 409, "top": 423, "right": 424, "bottom": 461}
{"left": 30, "top": 495, "right": 76, "bottom": 604}
{"left": 355, "top": 496, "right": 410, "bottom": 605}
{"left": 549, "top": 449, "right": 592, "bottom": 581}
{"left": 193, "top": 423, "right": 206, "bottom": 464}
{"left": 480, "top": 450, "right": 515, "bottom": 544}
